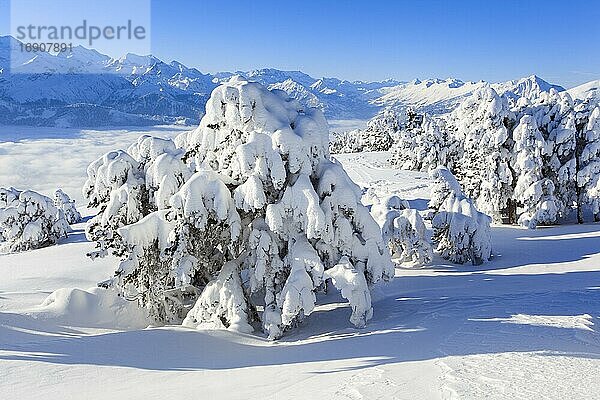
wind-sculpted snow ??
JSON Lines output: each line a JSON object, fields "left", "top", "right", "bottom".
{"left": 86, "top": 78, "right": 393, "bottom": 338}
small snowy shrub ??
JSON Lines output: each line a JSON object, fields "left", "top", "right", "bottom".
{"left": 183, "top": 259, "right": 253, "bottom": 333}
{"left": 324, "top": 256, "right": 372, "bottom": 328}
{"left": 428, "top": 167, "right": 492, "bottom": 265}
{"left": 372, "top": 195, "right": 431, "bottom": 267}
{"left": 54, "top": 189, "right": 81, "bottom": 224}
{"left": 0, "top": 187, "right": 70, "bottom": 252}
{"left": 92, "top": 78, "right": 394, "bottom": 338}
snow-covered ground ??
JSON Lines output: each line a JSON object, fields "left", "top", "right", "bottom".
{"left": 1, "top": 132, "right": 599, "bottom": 399}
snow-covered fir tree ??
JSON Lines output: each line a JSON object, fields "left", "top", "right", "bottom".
{"left": 515, "top": 89, "right": 578, "bottom": 222}
{"left": 329, "top": 129, "right": 362, "bottom": 154}
{"left": 0, "top": 187, "right": 70, "bottom": 252}
{"left": 390, "top": 113, "right": 453, "bottom": 172}
{"left": 329, "top": 108, "right": 403, "bottom": 154}
{"left": 576, "top": 102, "right": 600, "bottom": 221}
{"left": 512, "top": 115, "right": 559, "bottom": 228}
{"left": 359, "top": 108, "right": 402, "bottom": 151}
{"left": 428, "top": 167, "right": 492, "bottom": 265}
{"left": 83, "top": 135, "right": 191, "bottom": 258}
{"left": 371, "top": 195, "right": 431, "bottom": 267}
{"left": 447, "top": 87, "right": 516, "bottom": 222}
{"left": 93, "top": 78, "right": 394, "bottom": 338}
{"left": 54, "top": 189, "right": 81, "bottom": 224}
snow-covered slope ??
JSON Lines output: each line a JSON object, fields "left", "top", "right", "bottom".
{"left": 1, "top": 133, "right": 599, "bottom": 398}
{"left": 374, "top": 75, "right": 566, "bottom": 114}
{"left": 568, "top": 79, "right": 600, "bottom": 102}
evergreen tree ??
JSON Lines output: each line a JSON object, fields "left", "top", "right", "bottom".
{"left": 94, "top": 78, "right": 394, "bottom": 338}
{"left": 448, "top": 87, "right": 516, "bottom": 222}
{"left": 54, "top": 189, "right": 81, "bottom": 225}
{"left": 428, "top": 167, "right": 492, "bottom": 265}
{"left": 0, "top": 187, "right": 70, "bottom": 252}
{"left": 512, "top": 115, "right": 559, "bottom": 228}
{"left": 576, "top": 103, "right": 600, "bottom": 221}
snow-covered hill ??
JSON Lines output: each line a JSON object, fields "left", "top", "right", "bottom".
{"left": 0, "top": 35, "right": 583, "bottom": 127}
{"left": 568, "top": 79, "right": 600, "bottom": 102}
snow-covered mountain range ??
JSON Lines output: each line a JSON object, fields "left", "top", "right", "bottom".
{"left": 2, "top": 35, "right": 595, "bottom": 128}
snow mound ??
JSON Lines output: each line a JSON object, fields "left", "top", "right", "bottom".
{"left": 474, "top": 314, "right": 595, "bottom": 331}
{"left": 35, "top": 287, "right": 148, "bottom": 329}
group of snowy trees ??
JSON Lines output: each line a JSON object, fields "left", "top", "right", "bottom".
{"left": 0, "top": 187, "right": 80, "bottom": 252}
{"left": 0, "top": 78, "right": 503, "bottom": 338}
{"left": 377, "top": 88, "right": 600, "bottom": 228}
{"left": 390, "top": 110, "right": 455, "bottom": 172}
{"left": 85, "top": 78, "right": 394, "bottom": 338}
{"left": 329, "top": 108, "right": 403, "bottom": 153}
{"left": 370, "top": 165, "right": 492, "bottom": 267}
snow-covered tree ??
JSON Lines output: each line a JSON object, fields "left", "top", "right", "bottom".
{"left": 428, "top": 167, "right": 492, "bottom": 265}
{"left": 576, "top": 103, "right": 600, "bottom": 221}
{"left": 54, "top": 189, "right": 81, "bottom": 224}
{"left": 329, "top": 129, "right": 362, "bottom": 154}
{"left": 96, "top": 78, "right": 394, "bottom": 338}
{"left": 371, "top": 195, "right": 431, "bottom": 267}
{"left": 0, "top": 187, "right": 70, "bottom": 252}
{"left": 83, "top": 135, "right": 191, "bottom": 259}
{"left": 329, "top": 108, "right": 403, "bottom": 154}
{"left": 547, "top": 93, "right": 578, "bottom": 221}
{"left": 390, "top": 114, "right": 454, "bottom": 172}
{"left": 448, "top": 87, "right": 516, "bottom": 222}
{"left": 512, "top": 115, "right": 559, "bottom": 228}
{"left": 515, "top": 89, "right": 578, "bottom": 222}
{"left": 83, "top": 150, "right": 148, "bottom": 258}
{"left": 358, "top": 108, "right": 402, "bottom": 151}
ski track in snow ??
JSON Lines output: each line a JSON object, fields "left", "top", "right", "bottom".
{"left": 1, "top": 132, "right": 600, "bottom": 399}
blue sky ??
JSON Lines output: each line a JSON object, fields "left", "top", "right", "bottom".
{"left": 1, "top": 0, "right": 599, "bottom": 87}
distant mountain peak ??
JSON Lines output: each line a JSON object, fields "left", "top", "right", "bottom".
{"left": 0, "top": 35, "right": 580, "bottom": 128}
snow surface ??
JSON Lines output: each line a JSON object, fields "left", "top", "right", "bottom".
{"left": 1, "top": 136, "right": 599, "bottom": 399}
{"left": 568, "top": 79, "right": 600, "bottom": 102}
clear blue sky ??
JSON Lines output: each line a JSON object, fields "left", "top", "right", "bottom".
{"left": 1, "top": 0, "right": 599, "bottom": 87}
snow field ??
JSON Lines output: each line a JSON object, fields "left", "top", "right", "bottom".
{"left": 0, "top": 128, "right": 599, "bottom": 399}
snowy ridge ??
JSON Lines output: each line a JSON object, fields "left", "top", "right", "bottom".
{"left": 0, "top": 36, "right": 580, "bottom": 127}
{"left": 568, "top": 79, "right": 600, "bottom": 102}
{"left": 375, "top": 75, "right": 566, "bottom": 115}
